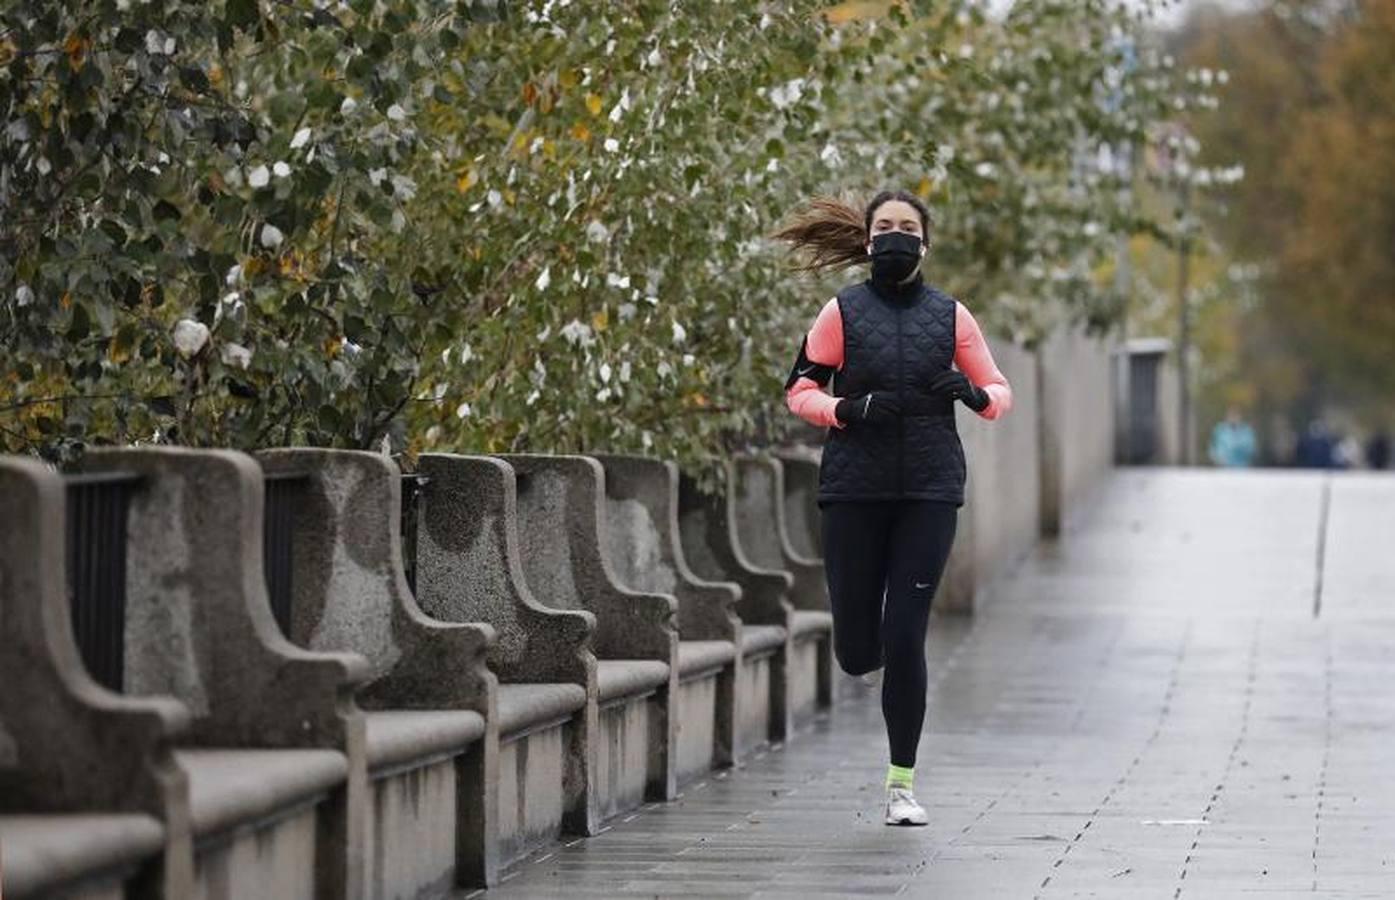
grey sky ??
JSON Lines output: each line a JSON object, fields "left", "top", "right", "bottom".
{"left": 987, "top": 0, "right": 1261, "bottom": 26}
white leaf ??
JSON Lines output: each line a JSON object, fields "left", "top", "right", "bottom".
{"left": 260, "top": 223, "right": 284, "bottom": 248}
{"left": 608, "top": 97, "right": 626, "bottom": 123}
{"left": 391, "top": 174, "right": 417, "bottom": 200}
{"left": 273, "top": 161, "right": 291, "bottom": 178}
{"left": 172, "top": 319, "right": 210, "bottom": 357}
{"left": 220, "top": 342, "right": 253, "bottom": 369}
{"left": 290, "top": 127, "right": 312, "bottom": 149}
{"left": 535, "top": 267, "right": 552, "bottom": 291}
{"left": 248, "top": 165, "right": 270, "bottom": 188}
{"left": 560, "top": 319, "right": 594, "bottom": 347}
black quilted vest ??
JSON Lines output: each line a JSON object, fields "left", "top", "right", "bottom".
{"left": 818, "top": 279, "right": 966, "bottom": 506}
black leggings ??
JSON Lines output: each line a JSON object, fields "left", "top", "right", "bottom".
{"left": 821, "top": 500, "right": 958, "bottom": 768}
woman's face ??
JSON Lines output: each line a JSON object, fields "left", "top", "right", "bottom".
{"left": 866, "top": 200, "right": 926, "bottom": 253}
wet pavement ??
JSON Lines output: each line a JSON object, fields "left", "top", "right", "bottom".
{"left": 472, "top": 469, "right": 1395, "bottom": 899}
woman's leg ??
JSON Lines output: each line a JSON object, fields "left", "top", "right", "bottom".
{"left": 820, "top": 501, "right": 895, "bottom": 676}
{"left": 880, "top": 501, "right": 958, "bottom": 768}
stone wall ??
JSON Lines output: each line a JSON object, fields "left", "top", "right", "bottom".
{"left": 938, "top": 330, "right": 1119, "bottom": 613}
{"left": 1044, "top": 327, "right": 1118, "bottom": 533}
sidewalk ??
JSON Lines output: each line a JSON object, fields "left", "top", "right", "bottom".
{"left": 471, "top": 469, "right": 1395, "bottom": 899}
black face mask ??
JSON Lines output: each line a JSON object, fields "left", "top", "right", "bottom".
{"left": 868, "top": 231, "right": 924, "bottom": 285}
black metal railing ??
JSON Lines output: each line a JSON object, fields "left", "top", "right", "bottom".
{"left": 400, "top": 473, "right": 429, "bottom": 595}
{"left": 64, "top": 472, "right": 143, "bottom": 692}
{"left": 262, "top": 472, "right": 310, "bottom": 637}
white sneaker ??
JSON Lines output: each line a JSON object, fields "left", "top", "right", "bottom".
{"left": 885, "top": 787, "right": 928, "bottom": 826}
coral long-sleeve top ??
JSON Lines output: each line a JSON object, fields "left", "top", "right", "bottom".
{"left": 786, "top": 297, "right": 1013, "bottom": 429}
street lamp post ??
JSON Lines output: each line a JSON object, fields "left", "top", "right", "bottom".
{"left": 1176, "top": 179, "right": 1194, "bottom": 466}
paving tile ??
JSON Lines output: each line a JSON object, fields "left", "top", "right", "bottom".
{"left": 474, "top": 471, "right": 1395, "bottom": 899}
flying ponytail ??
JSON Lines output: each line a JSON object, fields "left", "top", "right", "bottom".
{"left": 770, "top": 196, "right": 868, "bottom": 273}
{"left": 772, "top": 191, "right": 932, "bottom": 273}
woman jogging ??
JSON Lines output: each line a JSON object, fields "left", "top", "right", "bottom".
{"left": 777, "top": 191, "right": 1012, "bottom": 826}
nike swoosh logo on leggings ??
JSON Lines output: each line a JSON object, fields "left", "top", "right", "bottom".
{"left": 915, "top": 582, "right": 931, "bottom": 589}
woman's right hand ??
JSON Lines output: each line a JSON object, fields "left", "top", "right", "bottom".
{"left": 835, "top": 391, "right": 903, "bottom": 426}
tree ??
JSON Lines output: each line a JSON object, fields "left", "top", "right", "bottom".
{"left": 1177, "top": 0, "right": 1395, "bottom": 436}
{"left": 1282, "top": 0, "right": 1395, "bottom": 410}
{"left": 2, "top": 0, "right": 1201, "bottom": 479}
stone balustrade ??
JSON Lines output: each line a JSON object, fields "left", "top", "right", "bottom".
{"left": 0, "top": 444, "right": 915, "bottom": 898}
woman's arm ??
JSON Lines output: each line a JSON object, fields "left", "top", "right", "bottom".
{"left": 784, "top": 298, "right": 845, "bottom": 429}
{"left": 954, "top": 303, "right": 1012, "bottom": 420}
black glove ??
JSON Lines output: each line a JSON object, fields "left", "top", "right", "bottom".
{"left": 928, "top": 370, "right": 990, "bottom": 413}
{"left": 835, "top": 391, "right": 902, "bottom": 425}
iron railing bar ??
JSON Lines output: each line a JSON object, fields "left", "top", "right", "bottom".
{"left": 399, "top": 473, "right": 429, "bottom": 595}
{"left": 113, "top": 486, "right": 126, "bottom": 686}
{"left": 63, "top": 473, "right": 137, "bottom": 692}
{"left": 98, "top": 484, "right": 117, "bottom": 687}
{"left": 261, "top": 473, "right": 306, "bottom": 638}
{"left": 70, "top": 484, "right": 89, "bottom": 678}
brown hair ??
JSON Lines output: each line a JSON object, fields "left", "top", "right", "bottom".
{"left": 772, "top": 191, "right": 931, "bottom": 273}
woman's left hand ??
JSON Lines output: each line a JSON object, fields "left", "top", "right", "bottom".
{"left": 928, "top": 371, "right": 990, "bottom": 413}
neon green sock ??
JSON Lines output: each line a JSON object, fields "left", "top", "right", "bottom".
{"left": 886, "top": 764, "right": 914, "bottom": 791}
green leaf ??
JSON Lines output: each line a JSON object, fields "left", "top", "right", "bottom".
{"left": 152, "top": 200, "right": 181, "bottom": 223}
{"left": 227, "top": 0, "right": 260, "bottom": 31}
{"left": 67, "top": 302, "right": 91, "bottom": 340}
